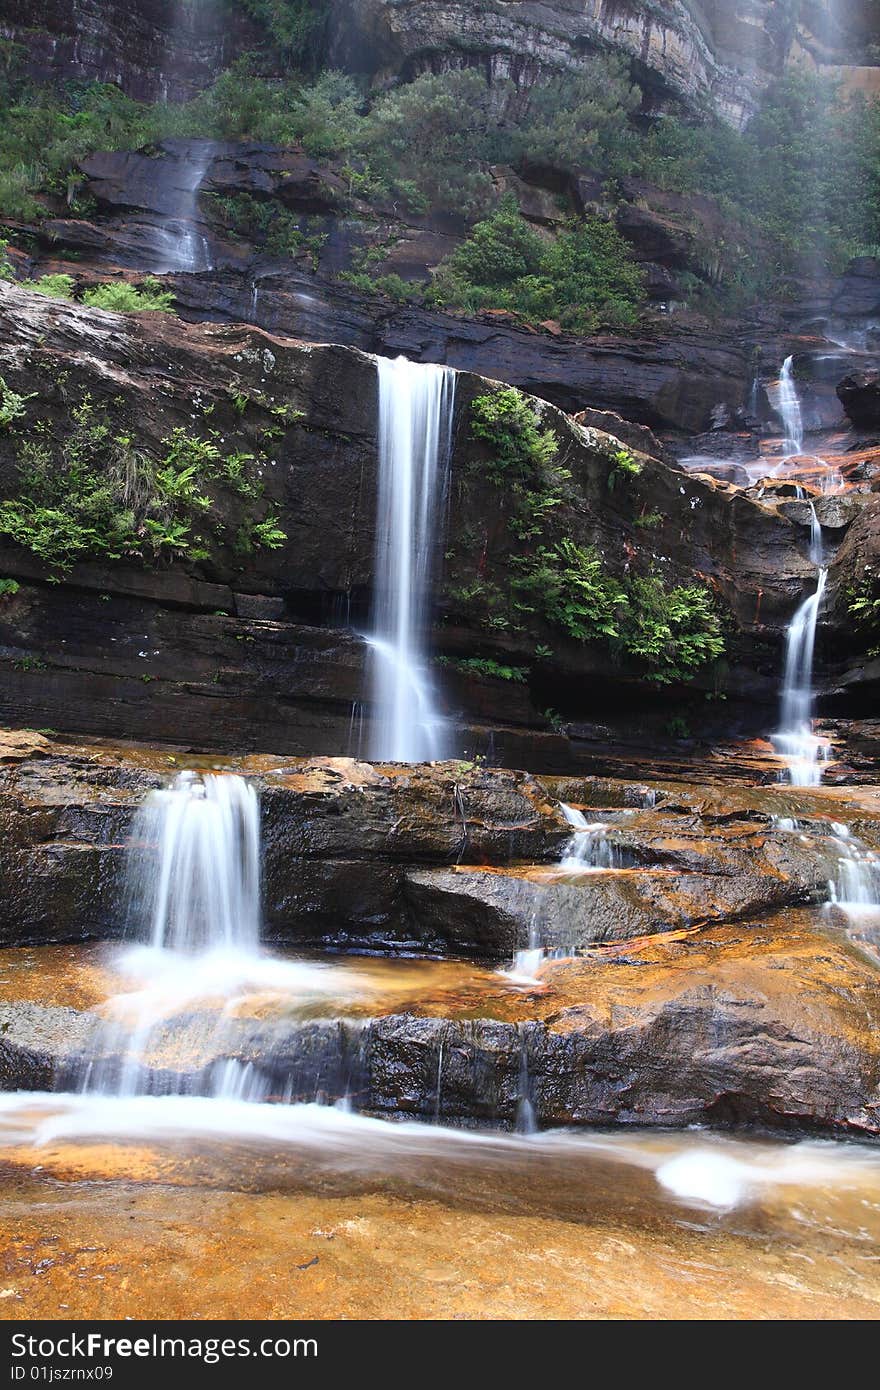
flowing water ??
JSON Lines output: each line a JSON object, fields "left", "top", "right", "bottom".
{"left": 772, "top": 504, "right": 829, "bottom": 786}
{"left": 365, "top": 357, "right": 455, "bottom": 762}
{"left": 559, "top": 803, "right": 619, "bottom": 872}
{"left": 776, "top": 355, "right": 805, "bottom": 458}
{"left": 502, "top": 804, "right": 619, "bottom": 983}
{"left": 77, "top": 773, "right": 365, "bottom": 1098}
{"left": 146, "top": 144, "right": 213, "bottom": 274}
{"left": 828, "top": 823, "right": 880, "bottom": 917}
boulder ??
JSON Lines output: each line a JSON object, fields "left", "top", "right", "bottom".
{"left": 838, "top": 369, "right": 880, "bottom": 428}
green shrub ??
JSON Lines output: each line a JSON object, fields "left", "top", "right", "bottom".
{"left": 0, "top": 577, "right": 20, "bottom": 597}
{"left": 516, "top": 540, "right": 625, "bottom": 644}
{"left": 432, "top": 202, "right": 645, "bottom": 332}
{"left": 81, "top": 277, "right": 176, "bottom": 314}
{"left": 470, "top": 388, "right": 558, "bottom": 484}
{"left": 232, "top": 0, "right": 330, "bottom": 69}
{"left": 27, "top": 272, "right": 75, "bottom": 300}
{"left": 607, "top": 446, "right": 643, "bottom": 490}
{"left": 620, "top": 577, "right": 725, "bottom": 684}
{"left": 359, "top": 69, "right": 500, "bottom": 218}
{"left": 437, "top": 656, "right": 528, "bottom": 683}
{"left": 0, "top": 400, "right": 286, "bottom": 571}
{"left": 847, "top": 571, "right": 880, "bottom": 655}
{"left": 0, "top": 377, "right": 34, "bottom": 430}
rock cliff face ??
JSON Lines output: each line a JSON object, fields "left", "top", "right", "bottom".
{"left": 327, "top": 0, "right": 880, "bottom": 126}
{"left": 4, "top": 0, "right": 876, "bottom": 118}
{"left": 0, "top": 281, "right": 856, "bottom": 759}
{"left": 0, "top": 0, "right": 261, "bottom": 101}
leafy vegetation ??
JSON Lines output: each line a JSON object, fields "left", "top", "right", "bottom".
{"left": 470, "top": 387, "right": 559, "bottom": 484}
{"left": 607, "top": 446, "right": 643, "bottom": 490}
{"left": 847, "top": 572, "right": 880, "bottom": 655}
{"left": 0, "top": 397, "right": 286, "bottom": 571}
{"left": 431, "top": 199, "right": 644, "bottom": 332}
{"left": 205, "top": 191, "right": 326, "bottom": 263}
{"left": 436, "top": 656, "right": 528, "bottom": 683}
{"left": 0, "top": 377, "right": 34, "bottom": 430}
{"left": 460, "top": 387, "right": 724, "bottom": 684}
{"left": 231, "top": 0, "right": 330, "bottom": 70}
{"left": 81, "top": 277, "right": 176, "bottom": 313}
{"left": 27, "top": 272, "right": 75, "bottom": 300}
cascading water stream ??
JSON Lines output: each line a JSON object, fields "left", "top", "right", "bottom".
{"left": 365, "top": 356, "right": 455, "bottom": 762}
{"left": 772, "top": 505, "right": 829, "bottom": 786}
{"left": 148, "top": 143, "right": 214, "bottom": 274}
{"left": 133, "top": 771, "right": 260, "bottom": 954}
{"left": 559, "top": 803, "right": 619, "bottom": 873}
{"left": 503, "top": 804, "right": 619, "bottom": 983}
{"left": 77, "top": 773, "right": 355, "bottom": 1099}
{"left": 776, "top": 355, "right": 804, "bottom": 458}
{"left": 827, "top": 823, "right": 880, "bottom": 917}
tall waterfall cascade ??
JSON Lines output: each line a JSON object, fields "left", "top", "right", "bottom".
{"left": 366, "top": 356, "right": 456, "bottom": 762}
{"left": 149, "top": 144, "right": 214, "bottom": 274}
{"left": 772, "top": 496, "right": 829, "bottom": 786}
{"left": 776, "top": 355, "right": 804, "bottom": 459}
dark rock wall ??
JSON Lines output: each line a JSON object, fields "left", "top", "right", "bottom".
{"left": 0, "top": 283, "right": 839, "bottom": 756}
{"left": 0, "top": 0, "right": 261, "bottom": 101}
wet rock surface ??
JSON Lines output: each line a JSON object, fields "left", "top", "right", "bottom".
{"left": 2, "top": 909, "right": 880, "bottom": 1138}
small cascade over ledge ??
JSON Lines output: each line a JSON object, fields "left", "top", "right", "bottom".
{"left": 132, "top": 771, "right": 260, "bottom": 954}
{"left": 77, "top": 773, "right": 355, "bottom": 1099}
{"left": 365, "top": 356, "right": 456, "bottom": 762}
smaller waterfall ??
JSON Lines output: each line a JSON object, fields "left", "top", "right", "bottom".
{"left": 560, "top": 804, "right": 618, "bottom": 872}
{"left": 500, "top": 804, "right": 619, "bottom": 986}
{"left": 772, "top": 506, "right": 828, "bottom": 787}
{"left": 366, "top": 356, "right": 455, "bottom": 762}
{"left": 131, "top": 772, "right": 260, "bottom": 954}
{"left": 777, "top": 355, "right": 804, "bottom": 457}
{"left": 828, "top": 824, "right": 880, "bottom": 917}
{"left": 808, "top": 502, "right": 824, "bottom": 567}
{"left": 148, "top": 144, "right": 213, "bottom": 274}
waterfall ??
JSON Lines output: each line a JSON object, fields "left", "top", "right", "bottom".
{"left": 828, "top": 824, "right": 880, "bottom": 917}
{"left": 501, "top": 803, "right": 619, "bottom": 985}
{"left": 130, "top": 771, "right": 260, "bottom": 954}
{"left": 76, "top": 772, "right": 355, "bottom": 1098}
{"left": 777, "top": 355, "right": 804, "bottom": 457}
{"left": 559, "top": 803, "right": 618, "bottom": 872}
{"left": 366, "top": 356, "right": 455, "bottom": 762}
{"left": 772, "top": 505, "right": 828, "bottom": 787}
{"left": 148, "top": 143, "right": 214, "bottom": 274}
{"left": 772, "top": 570, "right": 828, "bottom": 786}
